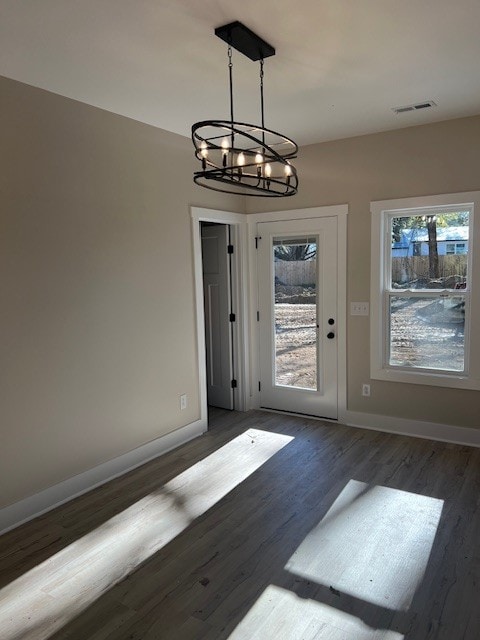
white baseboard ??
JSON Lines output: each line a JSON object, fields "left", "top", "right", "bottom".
{"left": 345, "top": 410, "right": 480, "bottom": 448}
{"left": 0, "top": 418, "right": 207, "bottom": 536}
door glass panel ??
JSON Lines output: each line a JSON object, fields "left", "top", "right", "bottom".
{"left": 389, "top": 295, "right": 465, "bottom": 371}
{"left": 273, "top": 237, "right": 317, "bottom": 389}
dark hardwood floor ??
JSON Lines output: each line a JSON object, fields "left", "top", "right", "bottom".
{"left": 1, "top": 409, "right": 479, "bottom": 639}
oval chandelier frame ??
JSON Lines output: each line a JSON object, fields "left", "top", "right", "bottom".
{"left": 192, "top": 119, "right": 298, "bottom": 197}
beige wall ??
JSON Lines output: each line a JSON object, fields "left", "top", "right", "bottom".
{"left": 0, "top": 76, "right": 242, "bottom": 509}
{"left": 246, "top": 116, "right": 480, "bottom": 429}
{"left": 2, "top": 74, "right": 480, "bottom": 512}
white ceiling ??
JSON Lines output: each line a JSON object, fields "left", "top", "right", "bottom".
{"left": 2, "top": 0, "right": 480, "bottom": 146}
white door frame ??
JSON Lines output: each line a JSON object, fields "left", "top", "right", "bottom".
{"left": 191, "top": 207, "right": 249, "bottom": 427}
{"left": 247, "top": 205, "right": 348, "bottom": 423}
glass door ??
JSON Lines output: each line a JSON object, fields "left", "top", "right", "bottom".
{"left": 257, "top": 217, "right": 338, "bottom": 419}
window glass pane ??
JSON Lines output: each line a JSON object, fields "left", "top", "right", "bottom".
{"left": 273, "top": 238, "right": 317, "bottom": 390}
{"left": 389, "top": 296, "right": 465, "bottom": 371}
{"left": 391, "top": 212, "right": 469, "bottom": 289}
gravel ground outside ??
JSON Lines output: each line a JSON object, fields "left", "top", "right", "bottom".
{"left": 274, "top": 300, "right": 464, "bottom": 387}
{"left": 274, "top": 303, "right": 317, "bottom": 389}
{"left": 390, "top": 298, "right": 464, "bottom": 370}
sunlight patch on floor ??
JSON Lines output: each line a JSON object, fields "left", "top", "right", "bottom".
{"left": 228, "top": 585, "right": 404, "bottom": 640}
{"left": 286, "top": 479, "right": 444, "bottom": 611}
{"left": 0, "top": 428, "right": 293, "bottom": 640}
{"left": 229, "top": 480, "right": 442, "bottom": 639}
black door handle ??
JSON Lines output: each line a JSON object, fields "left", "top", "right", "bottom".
{"left": 327, "top": 331, "right": 335, "bottom": 339}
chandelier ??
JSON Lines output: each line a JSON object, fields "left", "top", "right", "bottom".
{"left": 192, "top": 21, "right": 298, "bottom": 197}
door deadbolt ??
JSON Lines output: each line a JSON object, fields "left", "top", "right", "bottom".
{"left": 327, "top": 331, "right": 335, "bottom": 339}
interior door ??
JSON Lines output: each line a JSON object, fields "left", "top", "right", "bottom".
{"left": 201, "top": 223, "right": 234, "bottom": 410}
{"left": 257, "top": 217, "right": 338, "bottom": 419}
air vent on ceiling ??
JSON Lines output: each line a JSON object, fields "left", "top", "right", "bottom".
{"left": 392, "top": 100, "right": 437, "bottom": 114}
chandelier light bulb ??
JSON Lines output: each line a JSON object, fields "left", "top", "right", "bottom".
{"left": 200, "top": 141, "right": 208, "bottom": 169}
{"left": 221, "top": 138, "right": 229, "bottom": 167}
{"left": 237, "top": 152, "right": 246, "bottom": 178}
{"left": 284, "top": 162, "right": 292, "bottom": 184}
{"left": 265, "top": 162, "right": 272, "bottom": 188}
{"left": 255, "top": 152, "right": 263, "bottom": 178}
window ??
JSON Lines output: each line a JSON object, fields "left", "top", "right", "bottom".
{"left": 446, "top": 242, "right": 467, "bottom": 255}
{"left": 370, "top": 192, "right": 480, "bottom": 390}
{"left": 412, "top": 241, "right": 422, "bottom": 256}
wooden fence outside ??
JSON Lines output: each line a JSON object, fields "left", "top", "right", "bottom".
{"left": 392, "top": 255, "right": 468, "bottom": 285}
{"left": 275, "top": 260, "right": 316, "bottom": 286}
{"left": 275, "top": 256, "right": 467, "bottom": 287}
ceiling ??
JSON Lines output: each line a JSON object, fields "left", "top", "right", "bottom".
{"left": 2, "top": 0, "right": 480, "bottom": 146}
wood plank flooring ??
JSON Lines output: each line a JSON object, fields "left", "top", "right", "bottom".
{"left": 1, "top": 409, "right": 479, "bottom": 639}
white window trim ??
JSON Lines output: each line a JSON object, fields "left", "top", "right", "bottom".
{"left": 370, "top": 191, "right": 480, "bottom": 390}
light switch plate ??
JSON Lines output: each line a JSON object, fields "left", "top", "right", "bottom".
{"left": 350, "top": 302, "right": 369, "bottom": 316}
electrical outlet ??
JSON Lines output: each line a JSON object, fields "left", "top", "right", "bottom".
{"left": 351, "top": 302, "right": 370, "bottom": 316}
{"left": 362, "top": 384, "right": 371, "bottom": 397}
{"left": 180, "top": 394, "right": 187, "bottom": 410}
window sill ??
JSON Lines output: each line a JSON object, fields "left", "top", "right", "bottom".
{"left": 371, "top": 366, "right": 480, "bottom": 390}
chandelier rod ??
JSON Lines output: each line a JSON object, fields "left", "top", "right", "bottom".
{"left": 260, "top": 59, "right": 265, "bottom": 130}
{"left": 228, "top": 45, "right": 234, "bottom": 125}
{"left": 259, "top": 58, "right": 266, "bottom": 155}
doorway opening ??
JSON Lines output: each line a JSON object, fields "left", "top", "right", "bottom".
{"left": 200, "top": 222, "right": 235, "bottom": 411}
{"left": 191, "top": 208, "right": 248, "bottom": 430}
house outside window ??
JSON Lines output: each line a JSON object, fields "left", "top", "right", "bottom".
{"left": 370, "top": 192, "right": 480, "bottom": 390}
